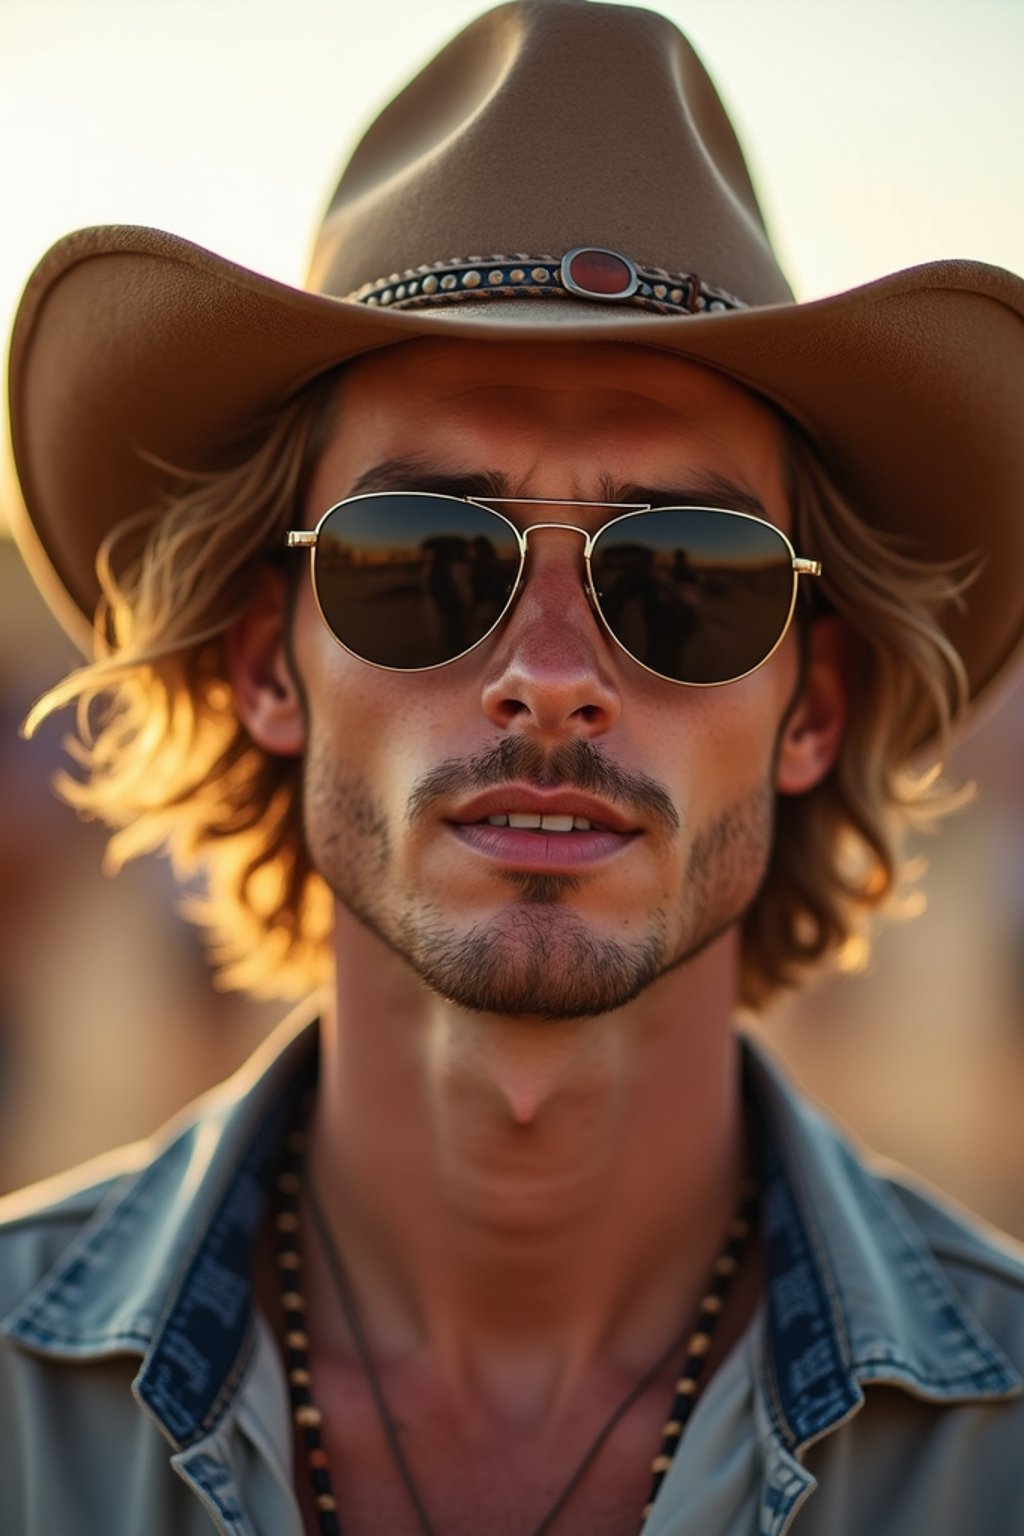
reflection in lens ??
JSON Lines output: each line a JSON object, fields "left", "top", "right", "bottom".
{"left": 591, "top": 509, "right": 795, "bottom": 683}
{"left": 313, "top": 494, "right": 521, "bottom": 668}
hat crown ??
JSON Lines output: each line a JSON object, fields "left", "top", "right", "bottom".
{"left": 309, "top": 0, "right": 793, "bottom": 307}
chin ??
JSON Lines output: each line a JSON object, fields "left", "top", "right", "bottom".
{"left": 395, "top": 901, "right": 669, "bottom": 1021}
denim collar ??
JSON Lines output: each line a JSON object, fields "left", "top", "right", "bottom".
{"left": 3, "top": 1015, "right": 1020, "bottom": 1464}
{"left": 0, "top": 1013, "right": 315, "bottom": 1448}
{"left": 746, "top": 1045, "right": 1021, "bottom": 1444}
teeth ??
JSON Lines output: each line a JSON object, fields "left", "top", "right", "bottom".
{"left": 484, "top": 813, "right": 595, "bottom": 832}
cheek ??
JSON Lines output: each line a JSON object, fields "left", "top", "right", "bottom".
{"left": 294, "top": 590, "right": 463, "bottom": 791}
{"left": 654, "top": 644, "right": 797, "bottom": 810}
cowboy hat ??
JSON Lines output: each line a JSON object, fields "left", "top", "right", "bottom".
{"left": 7, "top": 0, "right": 1024, "bottom": 717}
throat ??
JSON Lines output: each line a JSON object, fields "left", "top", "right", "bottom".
{"left": 313, "top": 952, "right": 749, "bottom": 1386}
{"left": 429, "top": 1012, "right": 633, "bottom": 1230}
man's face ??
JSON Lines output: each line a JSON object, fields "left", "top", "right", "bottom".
{"left": 289, "top": 339, "right": 803, "bottom": 1019}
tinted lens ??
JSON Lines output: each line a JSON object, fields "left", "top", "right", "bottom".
{"left": 590, "top": 509, "right": 796, "bottom": 684}
{"left": 312, "top": 494, "right": 522, "bottom": 668}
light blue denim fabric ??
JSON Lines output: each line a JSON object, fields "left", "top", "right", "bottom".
{"left": 1, "top": 1013, "right": 1022, "bottom": 1534}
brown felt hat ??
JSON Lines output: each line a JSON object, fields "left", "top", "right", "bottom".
{"left": 7, "top": 0, "right": 1024, "bottom": 716}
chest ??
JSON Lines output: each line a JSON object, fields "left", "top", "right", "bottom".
{"left": 290, "top": 1368, "right": 682, "bottom": 1536}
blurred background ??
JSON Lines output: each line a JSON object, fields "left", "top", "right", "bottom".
{"left": 1, "top": 0, "right": 1022, "bottom": 1236}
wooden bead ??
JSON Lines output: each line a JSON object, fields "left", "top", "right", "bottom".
{"left": 651, "top": 1454, "right": 673, "bottom": 1474}
{"left": 286, "top": 1330, "right": 310, "bottom": 1349}
{"left": 294, "top": 1405, "right": 323, "bottom": 1428}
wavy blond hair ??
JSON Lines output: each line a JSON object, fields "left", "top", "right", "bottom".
{"left": 26, "top": 369, "right": 972, "bottom": 1007}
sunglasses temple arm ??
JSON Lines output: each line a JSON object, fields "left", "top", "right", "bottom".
{"left": 286, "top": 531, "right": 319, "bottom": 548}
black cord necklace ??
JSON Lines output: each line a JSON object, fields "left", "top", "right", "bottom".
{"left": 274, "top": 1111, "right": 758, "bottom": 1536}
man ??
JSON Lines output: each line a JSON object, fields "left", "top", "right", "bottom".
{"left": 2, "top": 2, "right": 1023, "bottom": 1532}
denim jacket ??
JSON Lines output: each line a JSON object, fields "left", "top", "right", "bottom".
{"left": 1, "top": 1014, "right": 1022, "bottom": 1535}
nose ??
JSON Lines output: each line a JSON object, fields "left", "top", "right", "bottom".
{"left": 479, "top": 527, "right": 622, "bottom": 738}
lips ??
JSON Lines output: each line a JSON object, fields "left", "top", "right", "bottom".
{"left": 446, "top": 784, "right": 641, "bottom": 870}
{"left": 449, "top": 786, "right": 639, "bottom": 834}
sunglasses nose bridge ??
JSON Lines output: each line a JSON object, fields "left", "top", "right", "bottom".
{"left": 509, "top": 522, "right": 604, "bottom": 635}
{"left": 516, "top": 521, "right": 599, "bottom": 606}
{"left": 519, "top": 520, "right": 593, "bottom": 548}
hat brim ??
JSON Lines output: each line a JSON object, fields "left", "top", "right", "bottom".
{"left": 8, "top": 224, "right": 1024, "bottom": 725}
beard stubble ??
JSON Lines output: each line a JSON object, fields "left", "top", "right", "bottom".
{"left": 302, "top": 731, "right": 774, "bottom": 1021}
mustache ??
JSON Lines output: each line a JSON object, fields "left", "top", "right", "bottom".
{"left": 406, "top": 737, "right": 680, "bottom": 836}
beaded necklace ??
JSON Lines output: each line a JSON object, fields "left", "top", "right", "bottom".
{"left": 274, "top": 1108, "right": 758, "bottom": 1536}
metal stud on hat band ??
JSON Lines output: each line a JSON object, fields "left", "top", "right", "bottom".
{"left": 345, "top": 247, "right": 747, "bottom": 316}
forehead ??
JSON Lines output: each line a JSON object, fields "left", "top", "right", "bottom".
{"left": 309, "top": 339, "right": 789, "bottom": 516}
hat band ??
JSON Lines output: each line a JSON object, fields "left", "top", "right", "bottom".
{"left": 344, "top": 247, "right": 746, "bottom": 316}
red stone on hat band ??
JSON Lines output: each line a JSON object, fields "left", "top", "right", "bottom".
{"left": 563, "top": 247, "right": 637, "bottom": 299}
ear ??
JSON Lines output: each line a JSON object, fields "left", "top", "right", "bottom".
{"left": 226, "top": 567, "right": 306, "bottom": 757}
{"left": 775, "top": 616, "right": 850, "bottom": 796}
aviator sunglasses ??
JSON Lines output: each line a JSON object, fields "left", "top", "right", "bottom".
{"left": 286, "top": 493, "right": 822, "bottom": 687}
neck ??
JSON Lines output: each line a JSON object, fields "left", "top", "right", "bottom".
{"left": 306, "top": 907, "right": 748, "bottom": 1421}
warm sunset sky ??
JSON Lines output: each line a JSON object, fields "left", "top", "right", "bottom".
{"left": 2, "top": 0, "right": 1022, "bottom": 524}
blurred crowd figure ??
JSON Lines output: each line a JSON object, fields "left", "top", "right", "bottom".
{"left": 0, "top": 535, "right": 1021, "bottom": 1236}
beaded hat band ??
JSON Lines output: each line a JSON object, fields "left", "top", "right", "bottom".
{"left": 346, "top": 246, "right": 746, "bottom": 318}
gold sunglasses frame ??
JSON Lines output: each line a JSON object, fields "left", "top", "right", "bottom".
{"left": 286, "top": 492, "right": 822, "bottom": 687}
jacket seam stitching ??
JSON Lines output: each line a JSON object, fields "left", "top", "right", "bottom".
{"left": 853, "top": 1354, "right": 1016, "bottom": 1391}
{"left": 9, "top": 1324, "right": 149, "bottom": 1349}
{"left": 184, "top": 1321, "right": 257, "bottom": 1447}
{"left": 5, "top": 1161, "right": 179, "bottom": 1331}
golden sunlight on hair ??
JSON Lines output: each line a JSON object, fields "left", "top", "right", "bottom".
{"left": 24, "top": 373, "right": 343, "bottom": 998}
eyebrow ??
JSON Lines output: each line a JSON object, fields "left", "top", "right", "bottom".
{"left": 345, "top": 457, "right": 510, "bottom": 502}
{"left": 604, "top": 473, "right": 770, "bottom": 520}
{"left": 341, "top": 457, "right": 770, "bottom": 519}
